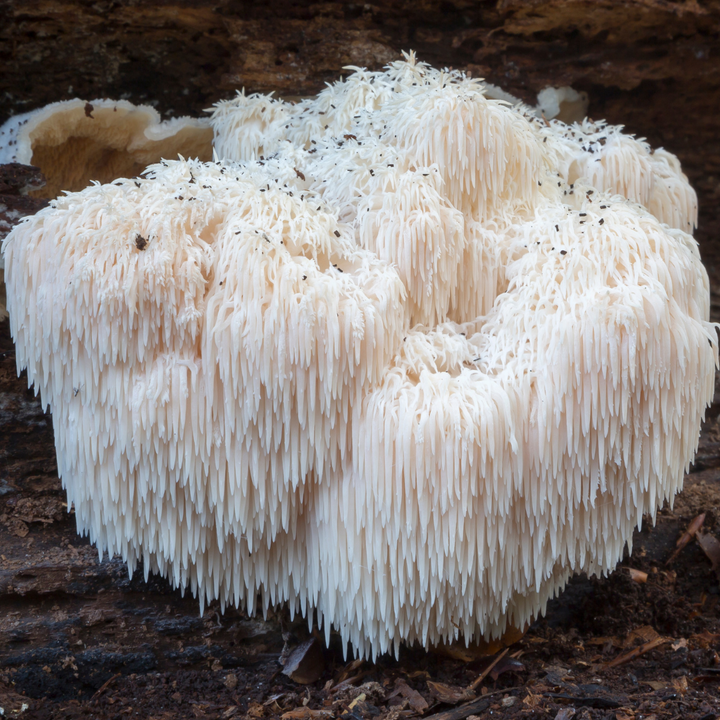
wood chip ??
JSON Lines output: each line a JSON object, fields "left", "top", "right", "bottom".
{"left": 624, "top": 625, "right": 662, "bottom": 647}
{"left": 626, "top": 568, "right": 648, "bottom": 583}
{"left": 281, "top": 709, "right": 333, "bottom": 719}
{"left": 689, "top": 630, "right": 720, "bottom": 649}
{"left": 387, "top": 679, "right": 429, "bottom": 713}
{"left": 281, "top": 638, "right": 325, "bottom": 684}
{"left": 490, "top": 655, "right": 525, "bottom": 680}
{"left": 423, "top": 687, "right": 520, "bottom": 720}
{"left": 427, "top": 681, "right": 474, "bottom": 705}
{"left": 697, "top": 530, "right": 720, "bottom": 580}
{"left": 643, "top": 680, "right": 667, "bottom": 691}
{"left": 7, "top": 517, "right": 29, "bottom": 537}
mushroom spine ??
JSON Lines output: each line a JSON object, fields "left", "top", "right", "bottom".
{"left": 2, "top": 53, "right": 715, "bottom": 660}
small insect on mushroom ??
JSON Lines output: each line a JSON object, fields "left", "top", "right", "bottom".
{"left": 134, "top": 234, "right": 148, "bottom": 251}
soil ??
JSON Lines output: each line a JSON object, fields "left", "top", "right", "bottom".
{"left": 1, "top": 1, "right": 720, "bottom": 718}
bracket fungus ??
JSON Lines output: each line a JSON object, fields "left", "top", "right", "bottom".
{"left": 0, "top": 98, "right": 213, "bottom": 199}
{"left": 2, "top": 54, "right": 716, "bottom": 660}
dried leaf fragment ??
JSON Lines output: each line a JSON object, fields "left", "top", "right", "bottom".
{"left": 689, "top": 630, "right": 720, "bottom": 649}
{"left": 643, "top": 680, "right": 667, "bottom": 691}
{"left": 671, "top": 676, "right": 688, "bottom": 695}
{"left": 348, "top": 693, "right": 366, "bottom": 710}
{"left": 332, "top": 657, "right": 364, "bottom": 687}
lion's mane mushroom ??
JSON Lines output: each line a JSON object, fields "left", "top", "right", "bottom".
{"left": 2, "top": 54, "right": 716, "bottom": 660}
{"left": 530, "top": 117, "right": 698, "bottom": 232}
{"left": 3, "top": 157, "right": 406, "bottom": 615}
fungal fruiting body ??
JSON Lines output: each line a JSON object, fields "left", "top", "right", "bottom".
{"left": 0, "top": 98, "right": 213, "bottom": 199}
{"left": 0, "top": 99, "right": 212, "bottom": 315}
{"left": 2, "top": 54, "right": 715, "bottom": 660}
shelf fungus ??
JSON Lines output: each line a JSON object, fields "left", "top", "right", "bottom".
{"left": 2, "top": 54, "right": 716, "bottom": 660}
{"left": 0, "top": 98, "right": 213, "bottom": 199}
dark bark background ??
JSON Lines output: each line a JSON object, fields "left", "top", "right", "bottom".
{"left": 1, "top": 1, "right": 720, "bottom": 718}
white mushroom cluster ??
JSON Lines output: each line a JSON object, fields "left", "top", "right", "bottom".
{"left": 2, "top": 54, "right": 715, "bottom": 659}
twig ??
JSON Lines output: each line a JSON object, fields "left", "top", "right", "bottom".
{"left": 605, "top": 636, "right": 668, "bottom": 669}
{"left": 424, "top": 686, "right": 520, "bottom": 720}
{"left": 467, "top": 647, "right": 509, "bottom": 692}
{"left": 91, "top": 672, "right": 121, "bottom": 700}
{"left": 666, "top": 513, "right": 705, "bottom": 565}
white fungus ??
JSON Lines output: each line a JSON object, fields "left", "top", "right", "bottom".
{"left": 0, "top": 98, "right": 213, "bottom": 198}
{"left": 531, "top": 117, "right": 698, "bottom": 231}
{"left": 2, "top": 53, "right": 716, "bottom": 660}
{"left": 536, "top": 86, "right": 589, "bottom": 124}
